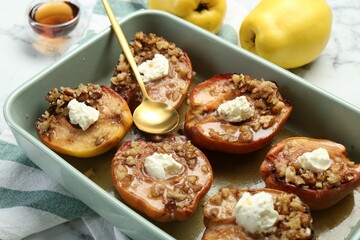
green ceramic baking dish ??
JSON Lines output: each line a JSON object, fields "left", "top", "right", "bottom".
{"left": 4, "top": 10, "right": 360, "bottom": 240}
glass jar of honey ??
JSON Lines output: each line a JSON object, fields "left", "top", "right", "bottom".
{"left": 26, "top": 0, "right": 82, "bottom": 55}
{"left": 28, "top": 0, "right": 80, "bottom": 38}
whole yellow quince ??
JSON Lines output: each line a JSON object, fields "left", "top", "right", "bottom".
{"left": 148, "top": 0, "right": 226, "bottom": 33}
{"left": 240, "top": 0, "right": 332, "bottom": 69}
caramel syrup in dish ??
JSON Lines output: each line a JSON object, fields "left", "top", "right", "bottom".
{"left": 28, "top": 1, "right": 79, "bottom": 38}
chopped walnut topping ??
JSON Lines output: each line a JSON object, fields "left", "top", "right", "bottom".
{"left": 111, "top": 135, "right": 213, "bottom": 222}
{"left": 184, "top": 73, "right": 291, "bottom": 153}
{"left": 149, "top": 183, "right": 166, "bottom": 198}
{"left": 203, "top": 189, "right": 314, "bottom": 239}
{"left": 264, "top": 138, "right": 360, "bottom": 196}
{"left": 283, "top": 159, "right": 357, "bottom": 190}
{"left": 111, "top": 32, "right": 192, "bottom": 112}
{"left": 35, "top": 84, "right": 102, "bottom": 134}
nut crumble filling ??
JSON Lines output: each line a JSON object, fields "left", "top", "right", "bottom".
{"left": 203, "top": 188, "right": 315, "bottom": 240}
{"left": 35, "top": 83, "right": 102, "bottom": 134}
{"left": 110, "top": 31, "right": 193, "bottom": 112}
{"left": 186, "top": 73, "right": 291, "bottom": 144}
{"left": 277, "top": 146, "right": 357, "bottom": 190}
{"left": 111, "top": 135, "right": 213, "bottom": 222}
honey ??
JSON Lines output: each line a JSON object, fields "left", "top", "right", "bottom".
{"left": 28, "top": 1, "right": 80, "bottom": 38}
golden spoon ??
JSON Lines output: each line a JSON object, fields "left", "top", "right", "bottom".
{"left": 101, "top": 0, "right": 179, "bottom": 134}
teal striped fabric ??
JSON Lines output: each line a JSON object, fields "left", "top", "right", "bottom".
{"left": 0, "top": 188, "right": 93, "bottom": 219}
{"left": 0, "top": 139, "right": 39, "bottom": 169}
{"left": 0, "top": 140, "right": 94, "bottom": 239}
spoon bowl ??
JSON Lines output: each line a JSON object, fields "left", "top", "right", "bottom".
{"left": 101, "top": 0, "right": 179, "bottom": 134}
{"left": 133, "top": 99, "right": 179, "bottom": 134}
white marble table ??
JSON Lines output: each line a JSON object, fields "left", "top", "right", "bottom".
{"left": 1, "top": 0, "right": 360, "bottom": 239}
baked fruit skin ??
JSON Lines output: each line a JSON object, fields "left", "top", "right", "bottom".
{"left": 184, "top": 73, "right": 292, "bottom": 154}
{"left": 260, "top": 137, "right": 360, "bottom": 210}
{"left": 111, "top": 31, "right": 193, "bottom": 112}
{"left": 111, "top": 135, "right": 213, "bottom": 222}
{"left": 35, "top": 84, "right": 133, "bottom": 158}
{"left": 202, "top": 188, "right": 315, "bottom": 240}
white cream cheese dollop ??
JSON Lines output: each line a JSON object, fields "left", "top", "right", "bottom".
{"left": 144, "top": 153, "right": 183, "bottom": 180}
{"left": 234, "top": 192, "right": 279, "bottom": 234}
{"left": 67, "top": 99, "right": 99, "bottom": 131}
{"left": 217, "top": 96, "right": 254, "bottom": 122}
{"left": 138, "top": 54, "right": 169, "bottom": 83}
{"left": 296, "top": 147, "right": 332, "bottom": 173}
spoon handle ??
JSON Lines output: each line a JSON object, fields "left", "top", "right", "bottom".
{"left": 101, "top": 0, "right": 149, "bottom": 99}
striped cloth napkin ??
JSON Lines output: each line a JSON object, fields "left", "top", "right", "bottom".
{"left": 0, "top": 0, "right": 246, "bottom": 239}
{"left": 0, "top": 140, "right": 94, "bottom": 239}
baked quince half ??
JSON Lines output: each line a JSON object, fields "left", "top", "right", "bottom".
{"left": 35, "top": 83, "right": 133, "bottom": 158}
{"left": 111, "top": 31, "right": 193, "bottom": 112}
{"left": 184, "top": 73, "right": 292, "bottom": 154}
{"left": 260, "top": 137, "right": 360, "bottom": 210}
{"left": 111, "top": 135, "right": 213, "bottom": 222}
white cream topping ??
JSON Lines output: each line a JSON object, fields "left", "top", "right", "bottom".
{"left": 67, "top": 99, "right": 99, "bottom": 131}
{"left": 144, "top": 153, "right": 183, "bottom": 180}
{"left": 235, "top": 192, "right": 279, "bottom": 234}
{"left": 217, "top": 96, "right": 254, "bottom": 122}
{"left": 138, "top": 54, "right": 169, "bottom": 83}
{"left": 296, "top": 147, "right": 332, "bottom": 173}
